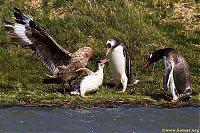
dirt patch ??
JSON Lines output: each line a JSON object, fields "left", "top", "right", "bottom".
{"left": 162, "top": 1, "right": 200, "bottom": 30}
{"left": 25, "top": 0, "right": 43, "bottom": 9}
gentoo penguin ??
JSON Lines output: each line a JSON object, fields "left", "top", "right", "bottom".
{"left": 4, "top": 8, "right": 94, "bottom": 87}
{"left": 144, "top": 48, "right": 192, "bottom": 101}
{"left": 106, "top": 37, "right": 132, "bottom": 92}
{"left": 70, "top": 58, "right": 109, "bottom": 98}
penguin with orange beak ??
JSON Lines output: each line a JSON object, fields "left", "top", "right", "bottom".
{"left": 106, "top": 37, "right": 132, "bottom": 92}
{"left": 144, "top": 48, "right": 192, "bottom": 101}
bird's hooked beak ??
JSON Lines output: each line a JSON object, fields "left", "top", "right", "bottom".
{"left": 100, "top": 57, "right": 110, "bottom": 64}
{"left": 143, "top": 61, "right": 150, "bottom": 68}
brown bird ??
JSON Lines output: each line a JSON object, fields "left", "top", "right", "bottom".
{"left": 4, "top": 7, "right": 94, "bottom": 86}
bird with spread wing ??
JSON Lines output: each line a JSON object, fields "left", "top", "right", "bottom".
{"left": 4, "top": 8, "right": 95, "bottom": 87}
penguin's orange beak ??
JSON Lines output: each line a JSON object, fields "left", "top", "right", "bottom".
{"left": 106, "top": 48, "right": 112, "bottom": 57}
{"left": 143, "top": 61, "right": 150, "bottom": 68}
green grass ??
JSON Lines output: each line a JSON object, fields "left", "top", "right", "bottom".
{"left": 0, "top": 0, "right": 199, "bottom": 107}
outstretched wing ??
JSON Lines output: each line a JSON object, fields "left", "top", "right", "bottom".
{"left": 4, "top": 7, "right": 72, "bottom": 74}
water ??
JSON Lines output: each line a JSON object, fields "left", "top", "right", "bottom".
{"left": 0, "top": 105, "right": 199, "bottom": 133}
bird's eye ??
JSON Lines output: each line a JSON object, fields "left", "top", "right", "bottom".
{"left": 107, "top": 43, "right": 111, "bottom": 48}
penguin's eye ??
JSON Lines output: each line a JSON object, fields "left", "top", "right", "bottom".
{"left": 107, "top": 43, "right": 111, "bottom": 48}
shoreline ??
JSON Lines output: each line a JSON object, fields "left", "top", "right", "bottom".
{"left": 0, "top": 98, "right": 199, "bottom": 109}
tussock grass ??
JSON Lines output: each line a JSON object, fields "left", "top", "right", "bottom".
{"left": 0, "top": 0, "right": 199, "bottom": 107}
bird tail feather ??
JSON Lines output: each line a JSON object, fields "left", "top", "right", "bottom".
{"left": 133, "top": 79, "right": 151, "bottom": 85}
{"left": 127, "top": 79, "right": 151, "bottom": 87}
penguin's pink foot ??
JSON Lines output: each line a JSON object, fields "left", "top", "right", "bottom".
{"left": 169, "top": 99, "right": 179, "bottom": 104}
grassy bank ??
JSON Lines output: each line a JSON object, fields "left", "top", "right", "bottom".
{"left": 0, "top": 0, "right": 199, "bottom": 108}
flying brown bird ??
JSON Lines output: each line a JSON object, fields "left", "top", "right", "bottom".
{"left": 4, "top": 8, "right": 94, "bottom": 86}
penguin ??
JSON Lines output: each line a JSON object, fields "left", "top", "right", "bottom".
{"left": 70, "top": 58, "right": 109, "bottom": 98}
{"left": 106, "top": 37, "right": 132, "bottom": 92}
{"left": 144, "top": 48, "right": 192, "bottom": 101}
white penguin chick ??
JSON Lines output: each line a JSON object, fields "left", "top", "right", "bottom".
{"left": 70, "top": 58, "right": 109, "bottom": 98}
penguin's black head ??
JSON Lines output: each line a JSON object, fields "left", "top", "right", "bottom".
{"left": 144, "top": 50, "right": 164, "bottom": 68}
{"left": 106, "top": 37, "right": 123, "bottom": 56}
{"left": 144, "top": 48, "right": 176, "bottom": 68}
{"left": 96, "top": 59, "right": 104, "bottom": 68}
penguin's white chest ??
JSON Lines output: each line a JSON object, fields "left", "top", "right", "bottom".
{"left": 108, "top": 46, "right": 126, "bottom": 82}
{"left": 163, "top": 56, "right": 178, "bottom": 100}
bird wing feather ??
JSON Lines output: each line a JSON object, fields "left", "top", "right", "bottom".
{"left": 76, "top": 68, "right": 94, "bottom": 75}
{"left": 4, "top": 7, "right": 71, "bottom": 74}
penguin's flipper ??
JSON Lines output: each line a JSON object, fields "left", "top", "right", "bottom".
{"left": 123, "top": 48, "right": 132, "bottom": 84}
{"left": 76, "top": 68, "right": 93, "bottom": 75}
{"left": 163, "top": 58, "right": 172, "bottom": 91}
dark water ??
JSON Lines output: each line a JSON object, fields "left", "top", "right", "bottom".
{"left": 0, "top": 105, "right": 199, "bottom": 133}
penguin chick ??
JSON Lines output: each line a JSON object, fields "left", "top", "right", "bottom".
{"left": 70, "top": 58, "right": 109, "bottom": 98}
{"left": 144, "top": 48, "right": 192, "bottom": 101}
